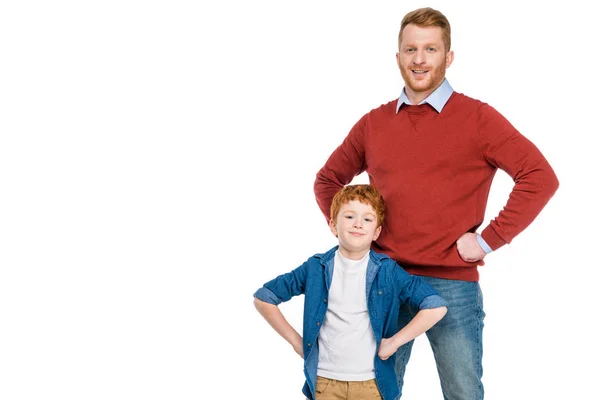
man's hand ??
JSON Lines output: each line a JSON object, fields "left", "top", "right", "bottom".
{"left": 456, "top": 232, "right": 486, "bottom": 263}
{"left": 378, "top": 337, "right": 397, "bottom": 361}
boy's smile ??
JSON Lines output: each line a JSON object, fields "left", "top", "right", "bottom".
{"left": 329, "top": 200, "right": 382, "bottom": 260}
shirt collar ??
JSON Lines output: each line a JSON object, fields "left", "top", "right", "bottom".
{"left": 396, "top": 78, "right": 454, "bottom": 114}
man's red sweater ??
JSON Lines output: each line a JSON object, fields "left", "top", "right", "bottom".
{"left": 314, "top": 92, "right": 559, "bottom": 282}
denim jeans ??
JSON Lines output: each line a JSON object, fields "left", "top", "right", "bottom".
{"left": 395, "top": 277, "right": 485, "bottom": 400}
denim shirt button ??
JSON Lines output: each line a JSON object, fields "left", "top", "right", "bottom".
{"left": 316, "top": 321, "right": 320, "bottom": 326}
{"left": 378, "top": 290, "right": 382, "bottom": 295}
{"left": 323, "top": 299, "right": 327, "bottom": 303}
{"left": 307, "top": 343, "right": 311, "bottom": 347}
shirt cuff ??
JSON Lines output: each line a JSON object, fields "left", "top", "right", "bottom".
{"left": 418, "top": 295, "right": 448, "bottom": 310}
{"left": 477, "top": 234, "right": 493, "bottom": 254}
{"left": 253, "top": 287, "right": 282, "bottom": 305}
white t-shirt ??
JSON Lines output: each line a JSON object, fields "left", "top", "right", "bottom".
{"left": 317, "top": 250, "right": 377, "bottom": 381}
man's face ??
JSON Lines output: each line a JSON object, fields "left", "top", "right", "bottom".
{"left": 396, "top": 24, "right": 454, "bottom": 102}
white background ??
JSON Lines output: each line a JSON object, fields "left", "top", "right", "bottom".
{"left": 1, "top": 1, "right": 598, "bottom": 399}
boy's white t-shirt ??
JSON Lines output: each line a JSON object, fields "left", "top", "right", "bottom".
{"left": 316, "top": 250, "right": 377, "bottom": 381}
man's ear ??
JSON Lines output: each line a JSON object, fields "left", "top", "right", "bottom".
{"left": 373, "top": 225, "right": 382, "bottom": 241}
{"left": 446, "top": 50, "right": 454, "bottom": 68}
{"left": 329, "top": 219, "right": 338, "bottom": 237}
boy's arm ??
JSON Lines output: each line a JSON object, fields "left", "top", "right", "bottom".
{"left": 252, "top": 261, "right": 310, "bottom": 358}
{"left": 378, "top": 262, "right": 449, "bottom": 360}
{"left": 253, "top": 297, "right": 303, "bottom": 358}
{"left": 378, "top": 306, "right": 447, "bottom": 360}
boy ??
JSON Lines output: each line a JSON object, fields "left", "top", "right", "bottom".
{"left": 253, "top": 184, "right": 448, "bottom": 400}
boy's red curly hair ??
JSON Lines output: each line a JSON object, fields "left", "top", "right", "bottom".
{"left": 330, "top": 184, "right": 386, "bottom": 227}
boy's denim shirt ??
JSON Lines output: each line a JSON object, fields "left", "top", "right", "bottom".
{"left": 253, "top": 246, "right": 448, "bottom": 400}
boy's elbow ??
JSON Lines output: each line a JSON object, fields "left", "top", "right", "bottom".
{"left": 435, "top": 306, "right": 448, "bottom": 321}
{"left": 253, "top": 296, "right": 263, "bottom": 309}
{"left": 254, "top": 296, "right": 275, "bottom": 311}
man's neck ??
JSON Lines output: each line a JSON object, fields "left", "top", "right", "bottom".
{"left": 405, "top": 81, "right": 444, "bottom": 105}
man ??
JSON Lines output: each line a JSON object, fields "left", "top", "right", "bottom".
{"left": 313, "top": 7, "right": 559, "bottom": 400}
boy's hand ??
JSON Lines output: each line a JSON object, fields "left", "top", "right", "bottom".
{"left": 378, "top": 338, "right": 397, "bottom": 360}
{"left": 292, "top": 341, "right": 304, "bottom": 358}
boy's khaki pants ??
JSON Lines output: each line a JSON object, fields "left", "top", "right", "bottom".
{"left": 313, "top": 376, "right": 382, "bottom": 400}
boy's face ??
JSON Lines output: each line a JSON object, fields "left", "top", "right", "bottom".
{"left": 329, "top": 200, "right": 382, "bottom": 259}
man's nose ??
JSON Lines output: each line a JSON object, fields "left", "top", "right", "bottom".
{"left": 413, "top": 50, "right": 426, "bottom": 64}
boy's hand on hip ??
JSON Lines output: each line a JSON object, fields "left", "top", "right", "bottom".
{"left": 378, "top": 338, "right": 397, "bottom": 360}
{"left": 293, "top": 341, "right": 304, "bottom": 358}
{"left": 456, "top": 232, "right": 486, "bottom": 263}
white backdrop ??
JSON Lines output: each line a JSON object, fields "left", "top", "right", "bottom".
{"left": 1, "top": 1, "right": 597, "bottom": 399}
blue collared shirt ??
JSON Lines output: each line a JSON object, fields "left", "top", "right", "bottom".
{"left": 254, "top": 246, "right": 448, "bottom": 400}
{"left": 396, "top": 78, "right": 492, "bottom": 254}
{"left": 396, "top": 77, "right": 454, "bottom": 113}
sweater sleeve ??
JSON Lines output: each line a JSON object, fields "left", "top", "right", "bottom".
{"left": 478, "top": 104, "right": 559, "bottom": 250}
{"left": 314, "top": 113, "right": 368, "bottom": 221}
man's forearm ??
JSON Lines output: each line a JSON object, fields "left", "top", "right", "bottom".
{"left": 314, "top": 169, "right": 344, "bottom": 221}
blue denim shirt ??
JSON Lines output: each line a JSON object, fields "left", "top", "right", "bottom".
{"left": 254, "top": 246, "right": 448, "bottom": 400}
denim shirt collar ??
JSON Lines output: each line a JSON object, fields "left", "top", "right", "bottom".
{"left": 315, "top": 246, "right": 390, "bottom": 297}
{"left": 396, "top": 78, "right": 454, "bottom": 113}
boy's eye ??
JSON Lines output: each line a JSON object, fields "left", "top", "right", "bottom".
{"left": 365, "top": 218, "right": 373, "bottom": 222}
{"left": 345, "top": 215, "right": 354, "bottom": 219}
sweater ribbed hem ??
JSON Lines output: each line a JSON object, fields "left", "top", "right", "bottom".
{"left": 402, "top": 264, "right": 480, "bottom": 282}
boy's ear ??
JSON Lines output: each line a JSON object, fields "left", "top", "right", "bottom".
{"left": 373, "top": 225, "right": 382, "bottom": 241}
{"left": 329, "top": 219, "right": 338, "bottom": 237}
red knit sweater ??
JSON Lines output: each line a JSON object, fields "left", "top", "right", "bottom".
{"left": 315, "top": 92, "right": 559, "bottom": 281}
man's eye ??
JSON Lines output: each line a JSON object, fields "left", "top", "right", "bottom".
{"left": 406, "top": 48, "right": 415, "bottom": 53}
{"left": 427, "top": 47, "right": 436, "bottom": 52}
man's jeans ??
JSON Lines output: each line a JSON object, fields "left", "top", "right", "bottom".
{"left": 395, "top": 277, "right": 485, "bottom": 400}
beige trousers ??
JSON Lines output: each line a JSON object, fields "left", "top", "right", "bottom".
{"left": 314, "top": 376, "right": 382, "bottom": 400}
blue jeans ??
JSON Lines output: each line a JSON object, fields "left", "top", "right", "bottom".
{"left": 395, "top": 277, "right": 485, "bottom": 400}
